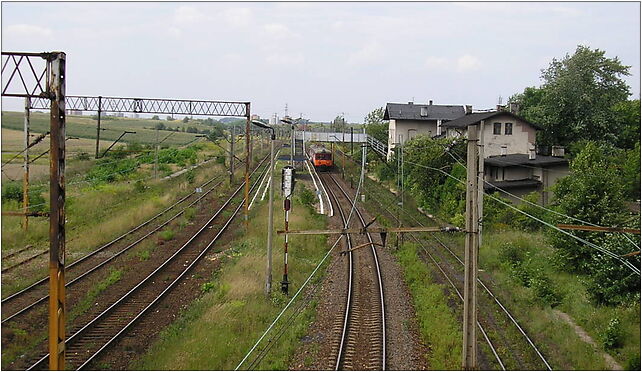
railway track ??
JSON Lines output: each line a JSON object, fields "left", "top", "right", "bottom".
{"left": 25, "top": 156, "right": 271, "bottom": 370}
{"left": 320, "top": 172, "right": 385, "bottom": 371}
{"left": 1, "top": 158, "right": 242, "bottom": 277}
{"left": 1, "top": 164, "right": 238, "bottom": 324}
{"left": 361, "top": 182, "right": 552, "bottom": 370}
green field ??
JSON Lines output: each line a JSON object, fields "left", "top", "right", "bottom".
{"left": 1, "top": 111, "right": 215, "bottom": 146}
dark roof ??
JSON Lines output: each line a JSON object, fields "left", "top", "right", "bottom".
{"left": 484, "top": 154, "right": 568, "bottom": 168}
{"left": 484, "top": 178, "right": 542, "bottom": 191}
{"left": 441, "top": 111, "right": 543, "bottom": 130}
{"left": 383, "top": 102, "right": 465, "bottom": 121}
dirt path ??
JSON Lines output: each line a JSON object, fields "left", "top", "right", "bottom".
{"left": 553, "top": 310, "right": 623, "bottom": 370}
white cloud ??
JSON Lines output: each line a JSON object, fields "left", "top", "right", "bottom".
{"left": 456, "top": 55, "right": 481, "bottom": 72}
{"left": 173, "top": 5, "right": 205, "bottom": 24}
{"left": 425, "top": 56, "right": 449, "bottom": 70}
{"left": 168, "top": 26, "right": 182, "bottom": 38}
{"left": 265, "top": 52, "right": 305, "bottom": 66}
{"left": 223, "top": 7, "right": 252, "bottom": 28}
{"left": 6, "top": 24, "right": 53, "bottom": 38}
{"left": 263, "top": 23, "right": 299, "bottom": 40}
{"left": 348, "top": 41, "right": 384, "bottom": 65}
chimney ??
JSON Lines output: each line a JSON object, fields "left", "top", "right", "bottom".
{"left": 465, "top": 105, "right": 473, "bottom": 114}
{"left": 429, "top": 100, "right": 433, "bottom": 105}
{"left": 529, "top": 147, "right": 536, "bottom": 160}
{"left": 496, "top": 104, "right": 504, "bottom": 112}
{"left": 552, "top": 146, "right": 565, "bottom": 157}
{"left": 408, "top": 101, "right": 413, "bottom": 105}
{"left": 500, "top": 145, "right": 507, "bottom": 156}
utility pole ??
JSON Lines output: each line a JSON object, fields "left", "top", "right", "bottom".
{"left": 462, "top": 124, "right": 479, "bottom": 370}
{"left": 48, "top": 51, "right": 66, "bottom": 371}
{"left": 154, "top": 128, "right": 159, "bottom": 179}
{"left": 290, "top": 124, "right": 295, "bottom": 167}
{"left": 230, "top": 125, "right": 235, "bottom": 184}
{"left": 477, "top": 122, "right": 485, "bottom": 247}
{"left": 23, "top": 97, "right": 30, "bottom": 230}
{"left": 244, "top": 103, "right": 251, "bottom": 228}
{"left": 265, "top": 128, "right": 276, "bottom": 295}
{"left": 95, "top": 96, "right": 102, "bottom": 159}
{"left": 350, "top": 127, "right": 354, "bottom": 156}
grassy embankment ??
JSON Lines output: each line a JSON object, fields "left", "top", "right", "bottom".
{"left": 1, "top": 111, "right": 212, "bottom": 146}
{"left": 1, "top": 139, "right": 233, "bottom": 294}
{"left": 133, "top": 161, "right": 329, "bottom": 370}
{"left": 1, "top": 145, "right": 266, "bottom": 368}
{"left": 335, "top": 144, "right": 640, "bottom": 370}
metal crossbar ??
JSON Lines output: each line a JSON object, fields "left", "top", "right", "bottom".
{"left": 1, "top": 52, "right": 53, "bottom": 98}
{"left": 30, "top": 95, "right": 249, "bottom": 117}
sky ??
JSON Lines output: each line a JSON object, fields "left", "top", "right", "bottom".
{"left": 1, "top": 1, "right": 640, "bottom": 123}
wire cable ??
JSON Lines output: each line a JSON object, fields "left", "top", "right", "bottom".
{"left": 235, "top": 235, "right": 343, "bottom": 371}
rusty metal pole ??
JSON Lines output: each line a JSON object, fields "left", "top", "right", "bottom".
{"left": 95, "top": 96, "right": 102, "bottom": 159}
{"left": 462, "top": 124, "right": 479, "bottom": 370}
{"left": 23, "top": 97, "right": 31, "bottom": 230}
{"left": 244, "top": 103, "right": 250, "bottom": 228}
{"left": 230, "top": 125, "right": 235, "bottom": 184}
{"left": 48, "top": 51, "right": 66, "bottom": 371}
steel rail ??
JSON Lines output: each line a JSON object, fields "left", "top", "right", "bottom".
{"left": 27, "top": 155, "right": 270, "bottom": 370}
{"left": 328, "top": 174, "right": 386, "bottom": 371}
{"left": 321, "top": 173, "right": 385, "bottom": 370}
{"left": 2, "top": 161, "right": 242, "bottom": 322}
{"left": 324, "top": 176, "right": 353, "bottom": 371}
{"left": 340, "top": 146, "right": 551, "bottom": 370}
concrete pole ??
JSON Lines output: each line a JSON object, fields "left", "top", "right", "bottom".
{"left": 462, "top": 124, "right": 479, "bottom": 370}
{"left": 244, "top": 103, "right": 251, "bottom": 227}
{"left": 290, "top": 124, "right": 294, "bottom": 167}
{"left": 265, "top": 131, "right": 275, "bottom": 295}
{"left": 23, "top": 97, "right": 30, "bottom": 230}
{"left": 477, "top": 121, "right": 485, "bottom": 247}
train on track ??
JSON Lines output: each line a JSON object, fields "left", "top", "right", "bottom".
{"left": 308, "top": 144, "right": 333, "bottom": 170}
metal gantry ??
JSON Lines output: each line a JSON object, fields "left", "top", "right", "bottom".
{"left": 2, "top": 51, "right": 67, "bottom": 370}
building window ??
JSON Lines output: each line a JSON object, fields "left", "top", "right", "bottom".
{"left": 493, "top": 122, "right": 501, "bottom": 135}
{"left": 505, "top": 123, "right": 513, "bottom": 135}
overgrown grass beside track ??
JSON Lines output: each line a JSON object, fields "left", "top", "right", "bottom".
{"left": 133, "top": 165, "right": 328, "bottom": 370}
{"left": 335, "top": 145, "right": 640, "bottom": 370}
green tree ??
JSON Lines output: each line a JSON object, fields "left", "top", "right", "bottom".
{"left": 182, "top": 116, "right": 190, "bottom": 123}
{"left": 364, "top": 107, "right": 389, "bottom": 144}
{"left": 611, "top": 99, "right": 640, "bottom": 149}
{"left": 151, "top": 115, "right": 160, "bottom": 120}
{"left": 550, "top": 141, "right": 629, "bottom": 272}
{"left": 154, "top": 122, "right": 166, "bottom": 130}
{"left": 512, "top": 45, "right": 632, "bottom": 149}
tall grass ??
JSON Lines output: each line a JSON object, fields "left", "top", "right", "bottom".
{"left": 134, "top": 163, "right": 328, "bottom": 370}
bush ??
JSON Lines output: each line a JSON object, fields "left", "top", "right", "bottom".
{"left": 159, "top": 229, "right": 175, "bottom": 241}
{"left": 528, "top": 269, "right": 562, "bottom": 307}
{"left": 299, "top": 188, "right": 316, "bottom": 207}
{"left": 625, "top": 354, "right": 640, "bottom": 370}
{"left": 2, "top": 182, "right": 22, "bottom": 202}
{"left": 601, "top": 318, "right": 623, "bottom": 350}
{"left": 186, "top": 170, "right": 195, "bottom": 184}
{"left": 134, "top": 180, "right": 146, "bottom": 193}
{"left": 75, "top": 152, "right": 90, "bottom": 161}
{"left": 184, "top": 207, "right": 196, "bottom": 221}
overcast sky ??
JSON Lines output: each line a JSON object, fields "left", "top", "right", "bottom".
{"left": 1, "top": 1, "right": 640, "bottom": 122}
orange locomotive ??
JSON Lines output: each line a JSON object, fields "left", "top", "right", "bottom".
{"left": 308, "top": 144, "right": 333, "bottom": 170}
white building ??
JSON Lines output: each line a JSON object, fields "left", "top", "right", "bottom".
{"left": 383, "top": 101, "right": 465, "bottom": 159}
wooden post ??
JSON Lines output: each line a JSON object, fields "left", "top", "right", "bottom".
{"left": 463, "top": 124, "right": 479, "bottom": 370}
{"left": 23, "top": 97, "right": 30, "bottom": 230}
{"left": 48, "top": 51, "right": 66, "bottom": 371}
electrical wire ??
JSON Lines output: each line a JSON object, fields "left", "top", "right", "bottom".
{"left": 402, "top": 158, "right": 640, "bottom": 274}
{"left": 235, "top": 235, "right": 343, "bottom": 371}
